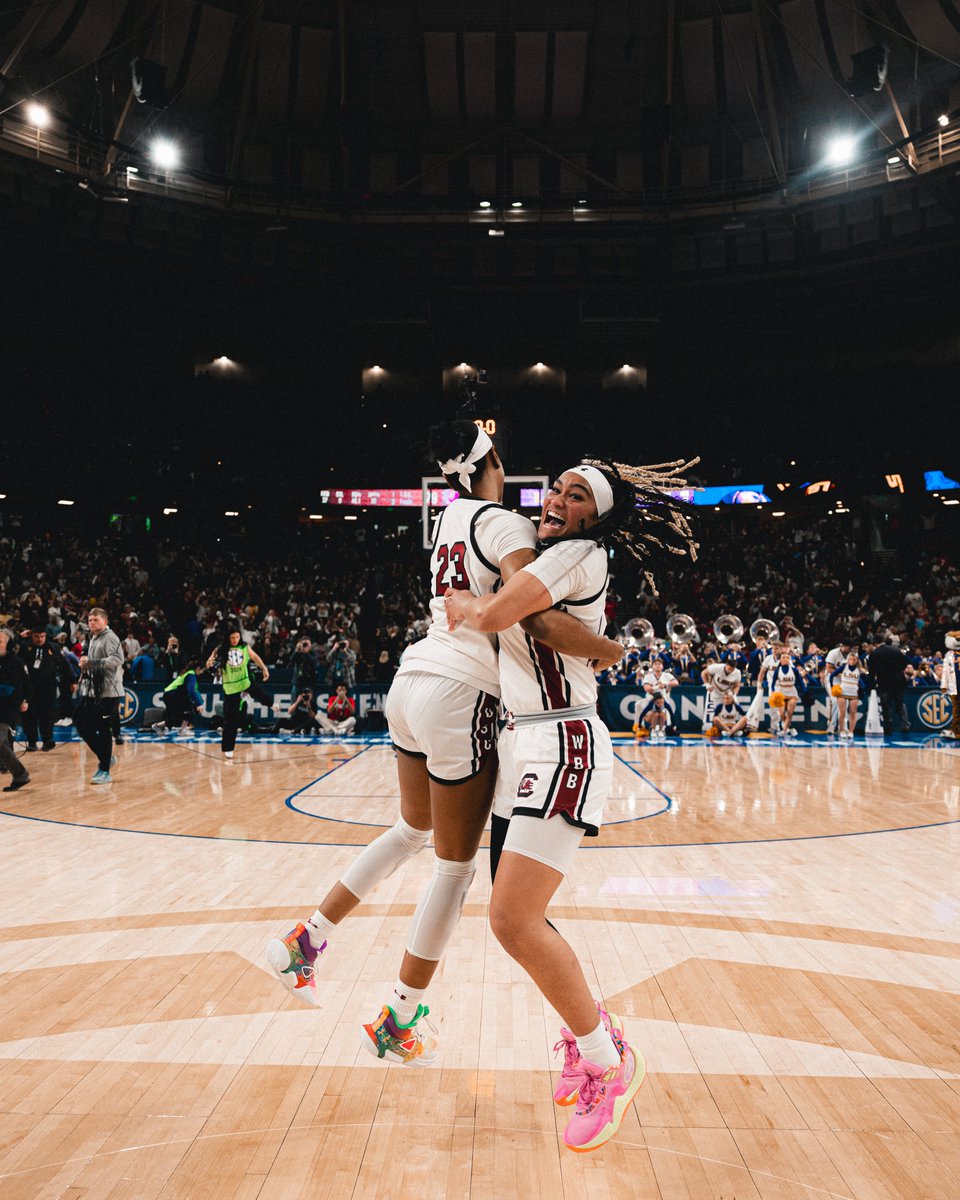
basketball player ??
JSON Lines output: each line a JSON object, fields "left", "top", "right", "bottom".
{"left": 445, "top": 456, "right": 698, "bottom": 1153}
{"left": 830, "top": 650, "right": 865, "bottom": 739}
{"left": 766, "top": 647, "right": 806, "bottom": 737}
{"left": 701, "top": 659, "right": 742, "bottom": 732}
{"left": 265, "top": 422, "right": 622, "bottom": 1065}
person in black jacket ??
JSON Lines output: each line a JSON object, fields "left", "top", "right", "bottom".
{"left": 868, "top": 634, "right": 909, "bottom": 736}
{"left": 0, "top": 628, "right": 30, "bottom": 791}
{"left": 20, "top": 625, "right": 76, "bottom": 752}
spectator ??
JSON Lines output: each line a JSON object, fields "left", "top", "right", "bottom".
{"left": 325, "top": 637, "right": 357, "bottom": 688}
{"left": 20, "top": 625, "right": 75, "bottom": 752}
{"left": 0, "top": 627, "right": 30, "bottom": 792}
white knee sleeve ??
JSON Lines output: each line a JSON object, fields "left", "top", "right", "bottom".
{"left": 340, "top": 817, "right": 431, "bottom": 899}
{"left": 406, "top": 857, "right": 477, "bottom": 962}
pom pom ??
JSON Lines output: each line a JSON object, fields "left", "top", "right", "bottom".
{"left": 830, "top": 684, "right": 843, "bottom": 697}
{"left": 769, "top": 691, "right": 785, "bottom": 709}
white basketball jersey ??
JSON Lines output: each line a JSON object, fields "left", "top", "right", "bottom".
{"left": 398, "top": 499, "right": 536, "bottom": 696}
{"left": 498, "top": 539, "right": 608, "bottom": 714}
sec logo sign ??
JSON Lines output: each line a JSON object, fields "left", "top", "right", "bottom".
{"left": 119, "top": 688, "right": 140, "bottom": 725}
{"left": 917, "top": 692, "right": 952, "bottom": 730}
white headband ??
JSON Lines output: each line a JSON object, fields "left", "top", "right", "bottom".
{"left": 438, "top": 427, "right": 493, "bottom": 492}
{"left": 566, "top": 464, "right": 615, "bottom": 517}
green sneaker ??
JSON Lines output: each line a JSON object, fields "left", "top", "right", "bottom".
{"left": 360, "top": 1003, "right": 438, "bottom": 1065}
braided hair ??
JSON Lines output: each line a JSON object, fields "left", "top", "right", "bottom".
{"left": 560, "top": 457, "right": 700, "bottom": 594}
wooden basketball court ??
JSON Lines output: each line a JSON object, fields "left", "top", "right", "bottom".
{"left": 2, "top": 732, "right": 959, "bottom": 1199}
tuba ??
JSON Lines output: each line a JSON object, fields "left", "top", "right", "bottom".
{"left": 713, "top": 614, "right": 744, "bottom": 646}
{"left": 749, "top": 617, "right": 779, "bottom": 644}
{"left": 666, "top": 613, "right": 697, "bottom": 645}
{"left": 622, "top": 617, "right": 654, "bottom": 649}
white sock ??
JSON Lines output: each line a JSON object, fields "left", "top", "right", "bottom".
{"left": 391, "top": 980, "right": 426, "bottom": 1025}
{"left": 305, "top": 910, "right": 336, "bottom": 951}
{"left": 575, "top": 1018, "right": 621, "bottom": 1069}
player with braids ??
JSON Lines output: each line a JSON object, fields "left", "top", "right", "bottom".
{"left": 445, "top": 455, "right": 698, "bottom": 1153}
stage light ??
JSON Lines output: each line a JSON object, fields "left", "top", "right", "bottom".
{"left": 163, "top": 507, "right": 178, "bottom": 515}
{"left": 511, "top": 200, "right": 523, "bottom": 208}
{"left": 825, "top": 134, "right": 857, "bottom": 167}
{"left": 25, "top": 102, "right": 50, "bottom": 128}
{"left": 938, "top": 114, "right": 950, "bottom": 127}
{"left": 57, "top": 499, "right": 74, "bottom": 506}
{"left": 479, "top": 200, "right": 491, "bottom": 209}
{"left": 150, "top": 138, "right": 180, "bottom": 170}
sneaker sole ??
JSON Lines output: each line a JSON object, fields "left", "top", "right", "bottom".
{"left": 264, "top": 939, "right": 321, "bottom": 1008}
{"left": 359, "top": 1024, "right": 439, "bottom": 1066}
{"left": 554, "top": 1011, "right": 623, "bottom": 1107}
{"left": 564, "top": 1049, "right": 647, "bottom": 1153}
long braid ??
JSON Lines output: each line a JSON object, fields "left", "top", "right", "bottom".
{"left": 578, "top": 456, "right": 701, "bottom": 594}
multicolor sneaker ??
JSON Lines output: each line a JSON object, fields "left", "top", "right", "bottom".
{"left": 265, "top": 923, "right": 326, "bottom": 1008}
{"left": 553, "top": 1005, "right": 624, "bottom": 1106}
{"left": 562, "top": 1036, "right": 646, "bottom": 1154}
{"left": 361, "top": 1004, "right": 438, "bottom": 1065}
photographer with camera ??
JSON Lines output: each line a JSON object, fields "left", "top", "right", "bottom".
{"left": 324, "top": 635, "right": 357, "bottom": 689}
{"left": 290, "top": 637, "right": 319, "bottom": 694}
{"left": 316, "top": 683, "right": 357, "bottom": 737}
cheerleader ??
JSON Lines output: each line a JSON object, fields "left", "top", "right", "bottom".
{"left": 638, "top": 690, "right": 669, "bottom": 739}
{"left": 446, "top": 455, "right": 698, "bottom": 1153}
{"left": 941, "top": 632, "right": 960, "bottom": 739}
{"left": 205, "top": 627, "right": 272, "bottom": 759}
{"left": 766, "top": 648, "right": 806, "bottom": 738}
{"left": 712, "top": 694, "right": 748, "bottom": 737}
{"left": 830, "top": 651, "right": 866, "bottom": 739}
{"left": 265, "top": 421, "right": 621, "bottom": 1068}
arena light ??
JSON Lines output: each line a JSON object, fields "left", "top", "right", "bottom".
{"left": 534, "top": 361, "right": 545, "bottom": 370}
{"left": 944, "top": 499, "right": 960, "bottom": 506}
{"left": 887, "top": 155, "right": 901, "bottom": 165}
{"left": 511, "top": 200, "right": 523, "bottom": 208}
{"left": 57, "top": 499, "right": 74, "bottom": 506}
{"left": 938, "top": 114, "right": 950, "bottom": 127}
{"left": 150, "top": 138, "right": 180, "bottom": 170}
{"left": 344, "top": 514, "right": 358, "bottom": 521}
{"left": 309, "top": 514, "right": 323, "bottom": 520}
{"left": 163, "top": 507, "right": 178, "bottom": 515}
{"left": 224, "top": 510, "right": 239, "bottom": 517}
{"left": 621, "top": 364, "right": 632, "bottom": 371}
{"left": 772, "top": 511, "right": 786, "bottom": 517}
{"left": 479, "top": 200, "right": 491, "bottom": 209}
{"left": 488, "top": 228, "right": 505, "bottom": 237}
{"left": 215, "top": 355, "right": 232, "bottom": 366}
{"left": 825, "top": 134, "right": 858, "bottom": 168}
{"left": 25, "top": 102, "right": 50, "bottom": 129}
{"left": 370, "top": 364, "right": 382, "bottom": 372}
{"left": 0, "top": 494, "right": 5, "bottom": 499}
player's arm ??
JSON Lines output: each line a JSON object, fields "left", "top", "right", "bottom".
{"left": 496, "top": 548, "right": 621, "bottom": 667}
{"left": 446, "top": 565, "right": 552, "bottom": 634}
{"left": 248, "top": 649, "right": 270, "bottom": 680}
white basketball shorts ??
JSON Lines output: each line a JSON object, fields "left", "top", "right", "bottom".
{"left": 493, "top": 714, "right": 613, "bottom": 837}
{"left": 386, "top": 671, "right": 498, "bottom": 784}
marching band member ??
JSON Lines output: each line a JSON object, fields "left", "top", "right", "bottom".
{"left": 766, "top": 647, "right": 806, "bottom": 737}
{"left": 940, "top": 632, "right": 959, "bottom": 739}
{"left": 830, "top": 650, "right": 866, "bottom": 739}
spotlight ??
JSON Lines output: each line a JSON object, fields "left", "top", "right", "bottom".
{"left": 57, "top": 499, "right": 75, "bottom": 506}
{"left": 511, "top": 200, "right": 523, "bottom": 208}
{"left": 621, "top": 364, "right": 632, "bottom": 371}
{"left": 163, "top": 507, "right": 178, "bottom": 515}
{"left": 25, "top": 102, "right": 50, "bottom": 128}
{"left": 460, "top": 362, "right": 468, "bottom": 370}
{"left": 534, "top": 362, "right": 545, "bottom": 370}
{"left": 371, "top": 364, "right": 382, "bottom": 372}
{"left": 479, "top": 200, "right": 492, "bottom": 209}
{"left": 215, "top": 355, "right": 232, "bottom": 366}
{"left": 150, "top": 138, "right": 180, "bottom": 170}
{"left": 825, "top": 134, "right": 857, "bottom": 167}
{"left": 488, "top": 228, "right": 505, "bottom": 237}
{"left": 938, "top": 113, "right": 950, "bottom": 128}
{"left": 887, "top": 155, "right": 900, "bottom": 165}
{"left": 344, "top": 515, "right": 358, "bottom": 521}
{"left": 224, "top": 510, "right": 239, "bottom": 517}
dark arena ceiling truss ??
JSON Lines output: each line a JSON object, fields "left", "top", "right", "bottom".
{"left": 0, "top": 0, "right": 959, "bottom": 281}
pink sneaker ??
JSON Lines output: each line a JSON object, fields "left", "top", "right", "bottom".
{"left": 552, "top": 1006, "right": 623, "bottom": 1107}
{"left": 562, "top": 1037, "right": 646, "bottom": 1153}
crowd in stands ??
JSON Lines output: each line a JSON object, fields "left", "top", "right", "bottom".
{"left": 0, "top": 514, "right": 955, "bottom": 696}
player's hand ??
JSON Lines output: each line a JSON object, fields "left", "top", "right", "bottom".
{"left": 443, "top": 587, "right": 468, "bottom": 631}
{"left": 591, "top": 639, "right": 624, "bottom": 672}
{"left": 262, "top": 671, "right": 270, "bottom": 682}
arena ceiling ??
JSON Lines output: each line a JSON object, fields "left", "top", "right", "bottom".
{"left": 1, "top": 0, "right": 959, "bottom": 211}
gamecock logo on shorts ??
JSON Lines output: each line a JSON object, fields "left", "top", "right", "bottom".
{"left": 517, "top": 772, "right": 538, "bottom": 798}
